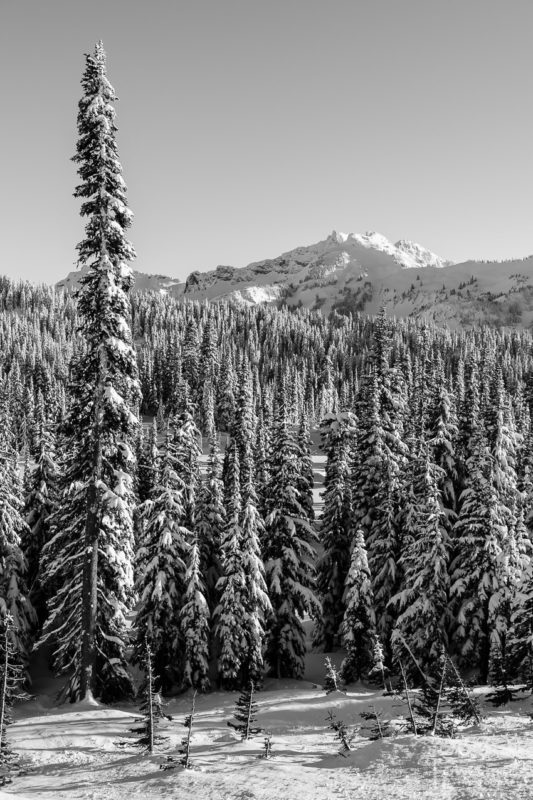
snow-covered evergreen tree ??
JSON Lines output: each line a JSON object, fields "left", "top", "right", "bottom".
{"left": 450, "top": 424, "right": 510, "bottom": 680}
{"left": 233, "top": 357, "right": 256, "bottom": 492}
{"left": 238, "top": 471, "right": 271, "bottom": 686}
{"left": 133, "top": 426, "right": 191, "bottom": 691}
{"left": 215, "top": 445, "right": 271, "bottom": 688}
{"left": 263, "top": 376, "right": 320, "bottom": 679}
{"left": 195, "top": 433, "right": 225, "bottom": 615}
{"left": 169, "top": 405, "right": 201, "bottom": 531}
{"left": 22, "top": 419, "right": 60, "bottom": 622}
{"left": 182, "top": 318, "right": 200, "bottom": 400}
{"left": 391, "top": 451, "right": 450, "bottom": 674}
{"left": 40, "top": 41, "right": 140, "bottom": 700}
{"left": 323, "top": 656, "right": 346, "bottom": 694}
{"left": 428, "top": 379, "right": 459, "bottom": 519}
{"left": 509, "top": 506, "right": 533, "bottom": 687}
{"left": 180, "top": 541, "right": 210, "bottom": 692}
{"left": 0, "top": 447, "right": 35, "bottom": 675}
{"left": 296, "top": 414, "right": 315, "bottom": 522}
{"left": 137, "top": 419, "right": 159, "bottom": 503}
{"left": 340, "top": 530, "right": 377, "bottom": 682}
{"left": 314, "top": 414, "right": 354, "bottom": 651}
{"left": 352, "top": 353, "right": 407, "bottom": 646}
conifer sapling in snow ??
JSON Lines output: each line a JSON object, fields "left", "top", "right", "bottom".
{"left": 227, "top": 681, "right": 262, "bottom": 740}
{"left": 325, "top": 710, "right": 354, "bottom": 756}
{"left": 323, "top": 657, "right": 346, "bottom": 695}
{"left": 411, "top": 651, "right": 455, "bottom": 738}
{"left": 161, "top": 691, "right": 197, "bottom": 770}
{"left": 444, "top": 654, "right": 482, "bottom": 725}
{"left": 121, "top": 639, "right": 171, "bottom": 753}
{"left": 359, "top": 705, "right": 393, "bottom": 740}
{"left": 368, "top": 636, "right": 391, "bottom": 693}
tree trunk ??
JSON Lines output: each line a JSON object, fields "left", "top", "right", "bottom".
{"left": 245, "top": 682, "right": 254, "bottom": 740}
{"left": 79, "top": 483, "right": 100, "bottom": 700}
{"left": 79, "top": 346, "right": 106, "bottom": 701}
{"left": 0, "top": 622, "right": 8, "bottom": 751}
{"left": 146, "top": 643, "right": 154, "bottom": 753}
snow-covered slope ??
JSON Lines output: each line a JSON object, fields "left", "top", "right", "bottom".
{"left": 8, "top": 659, "right": 533, "bottom": 800}
{"left": 56, "top": 266, "right": 186, "bottom": 297}
{"left": 181, "top": 230, "right": 453, "bottom": 305}
{"left": 56, "top": 231, "right": 533, "bottom": 328}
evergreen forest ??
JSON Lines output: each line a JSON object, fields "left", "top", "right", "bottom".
{"left": 2, "top": 41, "right": 533, "bottom": 714}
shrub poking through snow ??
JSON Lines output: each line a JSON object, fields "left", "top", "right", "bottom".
{"left": 161, "top": 691, "right": 197, "bottom": 770}
{"left": 323, "top": 657, "right": 346, "bottom": 695}
{"left": 0, "top": 614, "right": 29, "bottom": 784}
{"left": 326, "top": 710, "right": 354, "bottom": 756}
{"left": 228, "top": 681, "right": 262, "bottom": 740}
{"left": 259, "top": 731, "right": 273, "bottom": 759}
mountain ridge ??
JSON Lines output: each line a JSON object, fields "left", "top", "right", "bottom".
{"left": 55, "top": 230, "right": 533, "bottom": 329}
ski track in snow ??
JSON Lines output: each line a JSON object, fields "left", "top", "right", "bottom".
{"left": 5, "top": 676, "right": 533, "bottom": 800}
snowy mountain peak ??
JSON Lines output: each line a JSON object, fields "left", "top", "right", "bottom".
{"left": 352, "top": 231, "right": 395, "bottom": 253}
{"left": 56, "top": 228, "right": 459, "bottom": 320}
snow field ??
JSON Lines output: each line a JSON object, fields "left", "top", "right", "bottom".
{"left": 5, "top": 658, "right": 533, "bottom": 800}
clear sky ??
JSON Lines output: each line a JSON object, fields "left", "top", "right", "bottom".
{"left": 1, "top": 0, "right": 533, "bottom": 284}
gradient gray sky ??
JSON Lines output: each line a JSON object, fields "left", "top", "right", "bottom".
{"left": 1, "top": 0, "right": 533, "bottom": 284}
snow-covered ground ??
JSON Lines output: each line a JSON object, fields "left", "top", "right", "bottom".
{"left": 5, "top": 650, "right": 533, "bottom": 800}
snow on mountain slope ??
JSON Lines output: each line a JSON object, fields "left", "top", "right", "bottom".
{"left": 56, "top": 266, "right": 186, "bottom": 297}
{"left": 55, "top": 231, "right": 533, "bottom": 328}
{"left": 181, "top": 230, "right": 453, "bottom": 306}
{"left": 347, "top": 231, "right": 453, "bottom": 270}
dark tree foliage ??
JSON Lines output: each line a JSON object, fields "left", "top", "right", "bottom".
{"left": 119, "top": 639, "right": 171, "bottom": 753}
{"left": 0, "top": 614, "right": 29, "bottom": 784}
{"left": 227, "top": 681, "right": 262, "bottom": 740}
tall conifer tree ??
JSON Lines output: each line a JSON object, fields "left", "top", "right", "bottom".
{"left": 263, "top": 376, "right": 320, "bottom": 678}
{"left": 40, "top": 42, "right": 140, "bottom": 700}
{"left": 314, "top": 413, "right": 354, "bottom": 651}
